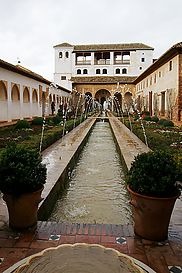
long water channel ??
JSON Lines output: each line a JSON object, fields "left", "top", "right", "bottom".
{"left": 49, "top": 121, "right": 132, "bottom": 224}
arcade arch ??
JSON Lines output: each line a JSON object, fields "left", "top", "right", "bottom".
{"left": 11, "top": 84, "right": 20, "bottom": 119}
{"left": 32, "top": 89, "right": 38, "bottom": 103}
{"left": 11, "top": 84, "right": 20, "bottom": 101}
{"left": 0, "top": 81, "right": 7, "bottom": 101}
{"left": 23, "top": 87, "right": 30, "bottom": 103}
{"left": 0, "top": 81, "right": 8, "bottom": 121}
{"left": 22, "top": 87, "right": 30, "bottom": 118}
{"left": 85, "top": 92, "right": 92, "bottom": 97}
{"left": 95, "top": 89, "right": 111, "bottom": 108}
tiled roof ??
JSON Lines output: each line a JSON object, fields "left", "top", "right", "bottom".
{"left": 0, "top": 59, "right": 71, "bottom": 93}
{"left": 54, "top": 42, "right": 154, "bottom": 51}
{"left": 172, "top": 42, "right": 182, "bottom": 48}
{"left": 54, "top": 42, "right": 73, "bottom": 48}
{"left": 71, "top": 76, "right": 137, "bottom": 84}
{"left": 134, "top": 41, "right": 182, "bottom": 83}
{"left": 0, "top": 59, "right": 51, "bottom": 84}
{"left": 73, "top": 43, "right": 154, "bottom": 52}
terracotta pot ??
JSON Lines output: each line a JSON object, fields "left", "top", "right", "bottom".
{"left": 127, "top": 185, "right": 180, "bottom": 241}
{"left": 3, "top": 187, "right": 44, "bottom": 230}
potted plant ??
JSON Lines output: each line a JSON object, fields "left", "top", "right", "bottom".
{"left": 126, "top": 150, "right": 181, "bottom": 241}
{"left": 0, "top": 143, "right": 47, "bottom": 230}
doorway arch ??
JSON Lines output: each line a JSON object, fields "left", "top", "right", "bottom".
{"left": 95, "top": 89, "right": 111, "bottom": 108}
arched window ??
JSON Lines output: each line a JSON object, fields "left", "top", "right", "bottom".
{"left": 77, "top": 69, "right": 81, "bottom": 74}
{"left": 65, "top": 51, "right": 69, "bottom": 58}
{"left": 83, "top": 69, "right": 88, "bottom": 74}
{"left": 32, "top": 89, "right": 38, "bottom": 103}
{"left": 116, "top": 68, "right": 120, "bottom": 74}
{"left": 11, "top": 84, "right": 20, "bottom": 101}
{"left": 0, "top": 81, "right": 7, "bottom": 101}
{"left": 59, "top": 52, "right": 62, "bottom": 58}
{"left": 96, "top": 69, "right": 101, "bottom": 74}
{"left": 103, "top": 69, "right": 107, "bottom": 74}
{"left": 122, "top": 68, "right": 127, "bottom": 74}
{"left": 23, "top": 87, "right": 30, "bottom": 103}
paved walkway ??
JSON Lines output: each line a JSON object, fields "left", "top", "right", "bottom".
{"left": 0, "top": 115, "right": 181, "bottom": 273}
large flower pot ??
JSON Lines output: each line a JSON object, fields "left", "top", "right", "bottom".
{"left": 3, "top": 187, "right": 44, "bottom": 230}
{"left": 127, "top": 185, "right": 180, "bottom": 241}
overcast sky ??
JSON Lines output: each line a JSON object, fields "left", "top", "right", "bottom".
{"left": 0, "top": 0, "right": 181, "bottom": 81}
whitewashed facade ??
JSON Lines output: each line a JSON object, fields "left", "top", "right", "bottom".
{"left": 135, "top": 42, "right": 182, "bottom": 123}
{"left": 54, "top": 42, "right": 154, "bottom": 90}
{"left": 0, "top": 60, "right": 70, "bottom": 123}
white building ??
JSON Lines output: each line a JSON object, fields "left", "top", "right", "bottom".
{"left": 135, "top": 42, "right": 182, "bottom": 124}
{"left": 53, "top": 42, "right": 154, "bottom": 90}
{"left": 0, "top": 59, "right": 70, "bottom": 123}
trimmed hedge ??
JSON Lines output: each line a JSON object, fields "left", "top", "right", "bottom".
{"left": 15, "top": 119, "right": 31, "bottom": 129}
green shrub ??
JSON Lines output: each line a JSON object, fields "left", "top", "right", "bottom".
{"left": 143, "top": 116, "right": 151, "bottom": 121}
{"left": 163, "top": 120, "right": 174, "bottom": 127}
{"left": 158, "top": 119, "right": 166, "bottom": 125}
{"left": 32, "top": 117, "right": 44, "bottom": 126}
{"left": 151, "top": 116, "right": 159, "bottom": 122}
{"left": 52, "top": 115, "right": 62, "bottom": 125}
{"left": 141, "top": 111, "right": 150, "bottom": 116}
{"left": 46, "top": 117, "right": 54, "bottom": 126}
{"left": 158, "top": 119, "right": 174, "bottom": 127}
{"left": 0, "top": 143, "right": 47, "bottom": 196}
{"left": 126, "top": 150, "right": 180, "bottom": 197}
{"left": 15, "top": 119, "right": 31, "bottom": 129}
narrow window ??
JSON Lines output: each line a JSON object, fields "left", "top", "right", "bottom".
{"left": 161, "top": 91, "right": 165, "bottom": 115}
{"left": 122, "top": 68, "right": 127, "bottom": 74}
{"left": 169, "top": 61, "right": 172, "bottom": 71}
{"left": 96, "top": 69, "right": 101, "bottom": 74}
{"left": 159, "top": 71, "right": 161, "bottom": 77}
{"left": 116, "top": 68, "right": 120, "bottom": 74}
{"left": 65, "top": 51, "right": 69, "bottom": 58}
{"left": 139, "top": 67, "right": 142, "bottom": 70}
{"left": 83, "top": 69, "right": 88, "bottom": 74}
{"left": 141, "top": 58, "right": 145, "bottom": 62}
{"left": 103, "top": 69, "right": 107, "bottom": 74}
{"left": 77, "top": 69, "right": 81, "bottom": 74}
{"left": 59, "top": 52, "right": 62, "bottom": 58}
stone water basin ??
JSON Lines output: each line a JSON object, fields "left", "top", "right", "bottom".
{"left": 14, "top": 244, "right": 146, "bottom": 273}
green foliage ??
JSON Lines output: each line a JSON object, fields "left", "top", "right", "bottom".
{"left": 141, "top": 111, "right": 150, "bottom": 116}
{"left": 31, "top": 117, "right": 44, "bottom": 126}
{"left": 0, "top": 143, "right": 47, "bottom": 196}
{"left": 15, "top": 119, "right": 31, "bottom": 129}
{"left": 163, "top": 120, "right": 174, "bottom": 127}
{"left": 143, "top": 116, "right": 151, "bottom": 121}
{"left": 41, "top": 130, "right": 63, "bottom": 150}
{"left": 151, "top": 116, "right": 159, "bottom": 122}
{"left": 126, "top": 150, "right": 180, "bottom": 197}
{"left": 158, "top": 119, "right": 174, "bottom": 127}
{"left": 158, "top": 119, "right": 166, "bottom": 125}
{"left": 52, "top": 115, "right": 62, "bottom": 125}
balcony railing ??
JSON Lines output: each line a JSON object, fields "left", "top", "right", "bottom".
{"left": 114, "top": 60, "right": 130, "bottom": 65}
{"left": 94, "top": 59, "right": 110, "bottom": 65}
{"left": 76, "top": 61, "right": 91, "bottom": 65}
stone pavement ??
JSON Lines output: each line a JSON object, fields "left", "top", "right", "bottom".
{"left": 0, "top": 115, "right": 181, "bottom": 273}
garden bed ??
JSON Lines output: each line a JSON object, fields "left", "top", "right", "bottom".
{"left": 0, "top": 117, "right": 84, "bottom": 155}
{"left": 122, "top": 118, "right": 182, "bottom": 174}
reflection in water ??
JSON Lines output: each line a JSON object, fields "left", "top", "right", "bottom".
{"left": 49, "top": 122, "right": 132, "bottom": 224}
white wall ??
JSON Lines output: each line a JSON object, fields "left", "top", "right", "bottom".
{"left": 0, "top": 67, "right": 70, "bottom": 122}
{"left": 136, "top": 55, "right": 179, "bottom": 118}
{"left": 54, "top": 45, "right": 154, "bottom": 90}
